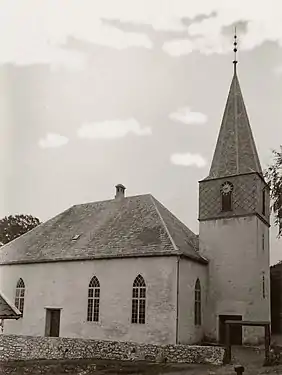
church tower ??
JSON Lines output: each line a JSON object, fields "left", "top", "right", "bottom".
{"left": 198, "top": 33, "right": 270, "bottom": 345}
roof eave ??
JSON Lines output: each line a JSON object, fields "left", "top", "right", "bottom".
{"left": 0, "top": 252, "right": 209, "bottom": 266}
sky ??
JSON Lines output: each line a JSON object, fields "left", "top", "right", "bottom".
{"left": 0, "top": 0, "right": 281, "bottom": 264}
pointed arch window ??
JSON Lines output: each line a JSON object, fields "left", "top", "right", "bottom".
{"left": 194, "top": 278, "right": 201, "bottom": 326}
{"left": 87, "top": 276, "right": 100, "bottom": 322}
{"left": 15, "top": 278, "right": 25, "bottom": 315}
{"left": 132, "top": 275, "right": 146, "bottom": 324}
{"left": 220, "top": 182, "right": 234, "bottom": 212}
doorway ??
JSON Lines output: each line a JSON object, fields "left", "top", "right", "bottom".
{"left": 219, "top": 315, "right": 242, "bottom": 345}
{"left": 45, "top": 308, "right": 61, "bottom": 337}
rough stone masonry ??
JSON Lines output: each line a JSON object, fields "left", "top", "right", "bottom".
{"left": 0, "top": 334, "right": 225, "bottom": 365}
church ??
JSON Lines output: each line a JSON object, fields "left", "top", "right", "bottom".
{"left": 0, "top": 55, "right": 271, "bottom": 346}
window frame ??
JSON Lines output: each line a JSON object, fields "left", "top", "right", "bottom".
{"left": 194, "top": 278, "right": 201, "bottom": 326}
{"left": 15, "top": 278, "right": 25, "bottom": 316}
{"left": 131, "top": 274, "right": 146, "bottom": 324}
{"left": 87, "top": 276, "right": 100, "bottom": 322}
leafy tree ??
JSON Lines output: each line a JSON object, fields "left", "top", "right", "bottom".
{"left": 265, "top": 146, "right": 282, "bottom": 238}
{"left": 0, "top": 214, "right": 41, "bottom": 245}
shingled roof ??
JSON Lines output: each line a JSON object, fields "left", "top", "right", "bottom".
{"left": 0, "top": 194, "right": 207, "bottom": 265}
{"left": 0, "top": 291, "right": 21, "bottom": 319}
{"left": 207, "top": 70, "right": 262, "bottom": 180}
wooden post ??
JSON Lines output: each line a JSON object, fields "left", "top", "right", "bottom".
{"left": 225, "top": 322, "right": 231, "bottom": 364}
{"left": 264, "top": 324, "right": 270, "bottom": 365}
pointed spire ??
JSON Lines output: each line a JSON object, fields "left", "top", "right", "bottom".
{"left": 207, "top": 29, "right": 262, "bottom": 180}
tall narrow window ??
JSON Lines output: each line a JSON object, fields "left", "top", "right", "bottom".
{"left": 132, "top": 275, "right": 146, "bottom": 324}
{"left": 15, "top": 278, "right": 25, "bottom": 316}
{"left": 262, "top": 189, "right": 266, "bottom": 216}
{"left": 194, "top": 278, "right": 201, "bottom": 326}
{"left": 262, "top": 273, "right": 266, "bottom": 299}
{"left": 220, "top": 182, "right": 234, "bottom": 212}
{"left": 87, "top": 276, "right": 100, "bottom": 322}
{"left": 262, "top": 234, "right": 265, "bottom": 251}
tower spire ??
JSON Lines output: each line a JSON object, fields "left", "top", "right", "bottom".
{"left": 206, "top": 27, "right": 262, "bottom": 180}
{"left": 233, "top": 26, "right": 238, "bottom": 74}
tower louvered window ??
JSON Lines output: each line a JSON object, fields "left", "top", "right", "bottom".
{"left": 194, "top": 278, "right": 201, "bottom": 326}
{"left": 15, "top": 278, "right": 25, "bottom": 316}
{"left": 262, "top": 189, "right": 266, "bottom": 216}
{"left": 131, "top": 275, "right": 146, "bottom": 324}
{"left": 87, "top": 276, "right": 100, "bottom": 322}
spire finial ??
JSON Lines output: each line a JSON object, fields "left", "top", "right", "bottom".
{"left": 233, "top": 26, "right": 238, "bottom": 73}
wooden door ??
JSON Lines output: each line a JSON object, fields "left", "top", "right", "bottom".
{"left": 219, "top": 315, "right": 242, "bottom": 345}
{"left": 45, "top": 309, "right": 61, "bottom": 337}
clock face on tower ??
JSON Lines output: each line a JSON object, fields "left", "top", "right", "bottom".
{"left": 220, "top": 181, "right": 234, "bottom": 195}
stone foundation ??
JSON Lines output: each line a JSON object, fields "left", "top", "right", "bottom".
{"left": 0, "top": 335, "right": 225, "bottom": 365}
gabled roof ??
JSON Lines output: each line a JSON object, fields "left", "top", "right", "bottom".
{"left": 207, "top": 71, "right": 262, "bottom": 180}
{"left": 0, "top": 291, "right": 21, "bottom": 319}
{"left": 0, "top": 194, "right": 207, "bottom": 265}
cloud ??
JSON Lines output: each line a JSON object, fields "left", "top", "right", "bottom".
{"left": 162, "top": 39, "right": 194, "bottom": 56}
{"left": 0, "top": 0, "right": 152, "bottom": 68}
{"left": 38, "top": 133, "right": 69, "bottom": 149}
{"left": 274, "top": 65, "right": 282, "bottom": 75}
{"left": 161, "top": 1, "right": 282, "bottom": 56}
{"left": 77, "top": 118, "right": 152, "bottom": 139}
{"left": 170, "top": 152, "right": 207, "bottom": 168}
{"left": 2, "top": 0, "right": 282, "bottom": 67}
{"left": 169, "top": 107, "right": 207, "bottom": 125}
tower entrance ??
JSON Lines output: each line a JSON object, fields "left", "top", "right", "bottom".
{"left": 219, "top": 315, "right": 242, "bottom": 345}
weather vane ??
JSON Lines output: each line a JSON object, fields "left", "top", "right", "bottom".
{"left": 233, "top": 26, "right": 238, "bottom": 72}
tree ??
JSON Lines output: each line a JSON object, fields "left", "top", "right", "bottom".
{"left": 0, "top": 214, "right": 41, "bottom": 245}
{"left": 265, "top": 146, "right": 282, "bottom": 238}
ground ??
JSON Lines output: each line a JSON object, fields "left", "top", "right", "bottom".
{"left": 1, "top": 347, "right": 282, "bottom": 375}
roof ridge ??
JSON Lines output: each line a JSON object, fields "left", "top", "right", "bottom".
{"left": 149, "top": 195, "right": 179, "bottom": 252}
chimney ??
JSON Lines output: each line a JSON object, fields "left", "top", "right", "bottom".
{"left": 115, "top": 184, "right": 126, "bottom": 200}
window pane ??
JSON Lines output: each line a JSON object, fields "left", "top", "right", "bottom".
{"left": 139, "top": 299, "right": 146, "bottom": 324}
{"left": 20, "top": 289, "right": 25, "bottom": 297}
{"left": 131, "top": 299, "right": 138, "bottom": 323}
{"left": 140, "top": 288, "right": 146, "bottom": 298}
{"left": 132, "top": 288, "right": 138, "bottom": 298}
{"left": 94, "top": 288, "right": 100, "bottom": 298}
{"left": 19, "top": 299, "right": 24, "bottom": 314}
{"left": 88, "top": 288, "right": 94, "bottom": 298}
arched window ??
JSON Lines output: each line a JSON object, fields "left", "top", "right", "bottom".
{"left": 15, "top": 278, "right": 25, "bottom": 315}
{"left": 194, "top": 278, "right": 201, "bottom": 326}
{"left": 87, "top": 276, "right": 100, "bottom": 322}
{"left": 220, "top": 182, "right": 234, "bottom": 212}
{"left": 131, "top": 275, "right": 146, "bottom": 324}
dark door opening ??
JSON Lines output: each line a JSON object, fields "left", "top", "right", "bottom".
{"left": 45, "top": 308, "right": 61, "bottom": 337}
{"left": 219, "top": 315, "right": 242, "bottom": 345}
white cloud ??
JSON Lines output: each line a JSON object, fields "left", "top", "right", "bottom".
{"left": 2, "top": 0, "right": 282, "bottom": 66}
{"left": 162, "top": 39, "right": 194, "bottom": 56}
{"left": 170, "top": 152, "right": 207, "bottom": 168}
{"left": 169, "top": 107, "right": 207, "bottom": 125}
{"left": 0, "top": 0, "right": 152, "bottom": 68}
{"left": 274, "top": 65, "right": 282, "bottom": 75}
{"left": 38, "top": 133, "right": 69, "bottom": 149}
{"left": 77, "top": 118, "right": 152, "bottom": 139}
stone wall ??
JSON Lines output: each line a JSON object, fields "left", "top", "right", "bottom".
{"left": 0, "top": 335, "right": 225, "bottom": 365}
